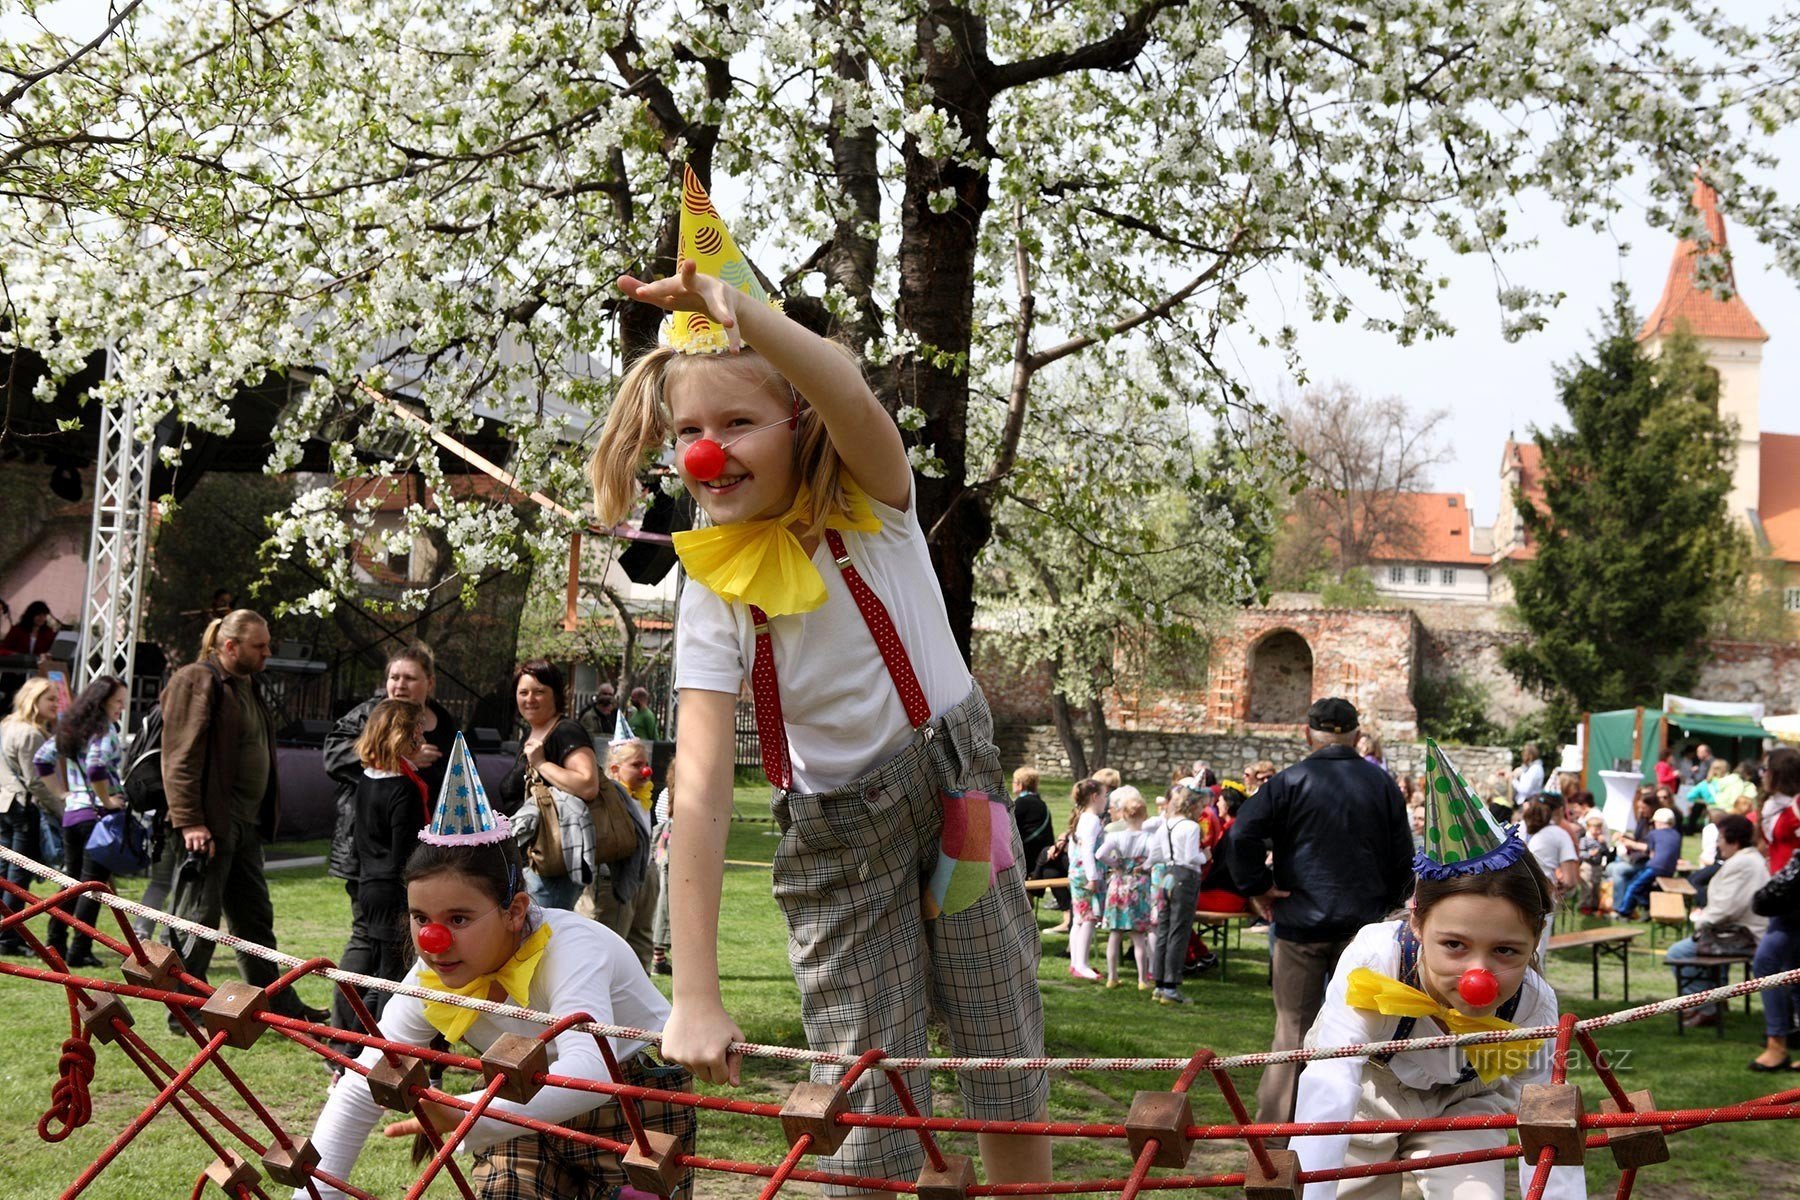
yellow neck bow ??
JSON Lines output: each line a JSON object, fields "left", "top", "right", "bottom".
{"left": 418, "top": 921, "right": 553, "bottom": 1043}
{"left": 1344, "top": 967, "right": 1544, "bottom": 1084}
{"left": 672, "top": 481, "right": 881, "bottom": 617}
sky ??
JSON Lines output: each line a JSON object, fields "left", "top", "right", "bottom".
{"left": 11, "top": 0, "right": 1795, "bottom": 532}
{"left": 1224, "top": 173, "right": 1798, "bottom": 526}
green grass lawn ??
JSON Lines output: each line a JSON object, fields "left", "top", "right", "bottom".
{"left": 0, "top": 793, "right": 1788, "bottom": 1198}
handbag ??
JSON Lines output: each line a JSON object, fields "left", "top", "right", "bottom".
{"left": 589, "top": 779, "right": 639, "bottom": 865}
{"left": 1693, "top": 922, "right": 1759, "bottom": 957}
{"left": 85, "top": 808, "right": 152, "bottom": 876}
{"left": 522, "top": 770, "right": 602, "bottom": 881}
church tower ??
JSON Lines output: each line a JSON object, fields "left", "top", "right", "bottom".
{"left": 1636, "top": 177, "right": 1768, "bottom": 524}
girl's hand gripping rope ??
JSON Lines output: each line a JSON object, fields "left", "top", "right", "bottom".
{"left": 661, "top": 999, "right": 745, "bottom": 1087}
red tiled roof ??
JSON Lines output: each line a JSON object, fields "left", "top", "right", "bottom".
{"left": 1762, "top": 433, "right": 1800, "bottom": 565}
{"left": 1637, "top": 177, "right": 1769, "bottom": 344}
{"left": 1362, "top": 492, "right": 1487, "bottom": 565}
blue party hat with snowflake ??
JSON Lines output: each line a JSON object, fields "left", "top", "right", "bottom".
{"left": 1415, "top": 738, "right": 1524, "bottom": 880}
{"left": 420, "top": 732, "right": 512, "bottom": 845}
{"left": 612, "top": 706, "right": 636, "bottom": 745}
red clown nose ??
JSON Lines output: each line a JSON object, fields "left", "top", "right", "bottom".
{"left": 1457, "top": 967, "right": 1499, "bottom": 1008}
{"left": 417, "top": 923, "right": 454, "bottom": 956}
{"left": 638, "top": 765, "right": 654, "bottom": 781}
{"left": 684, "top": 438, "right": 726, "bottom": 482}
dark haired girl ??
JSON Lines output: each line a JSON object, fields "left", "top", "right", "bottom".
{"left": 298, "top": 836, "right": 695, "bottom": 1198}
{"left": 31, "top": 675, "right": 127, "bottom": 967}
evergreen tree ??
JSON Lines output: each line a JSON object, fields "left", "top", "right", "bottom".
{"left": 1502, "top": 294, "right": 1745, "bottom": 718}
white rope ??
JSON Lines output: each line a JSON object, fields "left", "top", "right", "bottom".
{"left": 5, "top": 845, "right": 1796, "bottom": 1074}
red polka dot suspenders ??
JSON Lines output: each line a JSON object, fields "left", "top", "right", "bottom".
{"left": 746, "top": 529, "right": 932, "bottom": 791}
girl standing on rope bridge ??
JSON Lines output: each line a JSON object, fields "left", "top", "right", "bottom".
{"left": 298, "top": 735, "right": 692, "bottom": 1199}
{"left": 588, "top": 167, "right": 1048, "bottom": 1195}
{"left": 1290, "top": 740, "right": 1586, "bottom": 1199}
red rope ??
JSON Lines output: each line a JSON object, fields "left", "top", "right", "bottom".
{"left": 12, "top": 871, "right": 1800, "bottom": 1200}
{"left": 38, "top": 1036, "right": 95, "bottom": 1142}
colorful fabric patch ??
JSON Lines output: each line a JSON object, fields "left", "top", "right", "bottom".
{"left": 924, "top": 789, "right": 1016, "bottom": 920}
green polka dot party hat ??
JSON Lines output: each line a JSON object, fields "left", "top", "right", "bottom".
{"left": 1415, "top": 738, "right": 1525, "bottom": 879}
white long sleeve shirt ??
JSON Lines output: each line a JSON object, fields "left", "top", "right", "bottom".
{"left": 1695, "top": 848, "right": 1770, "bottom": 941}
{"left": 298, "top": 907, "right": 670, "bottom": 1198}
{"left": 1292, "top": 920, "right": 1585, "bottom": 1200}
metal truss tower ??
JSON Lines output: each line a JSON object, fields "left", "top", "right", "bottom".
{"left": 77, "top": 358, "right": 157, "bottom": 698}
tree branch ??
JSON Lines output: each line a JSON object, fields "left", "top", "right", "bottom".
{"left": 1027, "top": 224, "right": 1248, "bottom": 371}
{"left": 986, "top": 0, "right": 1184, "bottom": 93}
{"left": 0, "top": 0, "right": 145, "bottom": 113}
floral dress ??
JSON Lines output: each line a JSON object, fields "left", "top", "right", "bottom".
{"left": 1067, "top": 811, "right": 1104, "bottom": 923}
{"left": 1097, "top": 827, "right": 1155, "bottom": 933}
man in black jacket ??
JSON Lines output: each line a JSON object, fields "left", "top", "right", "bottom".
{"left": 1223, "top": 697, "right": 1414, "bottom": 1125}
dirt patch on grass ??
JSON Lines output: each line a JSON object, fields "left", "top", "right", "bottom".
{"left": 1634, "top": 1155, "right": 1787, "bottom": 1199}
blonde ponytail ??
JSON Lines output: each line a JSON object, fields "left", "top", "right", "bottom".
{"left": 589, "top": 347, "right": 679, "bottom": 528}
{"left": 200, "top": 609, "right": 267, "bottom": 660}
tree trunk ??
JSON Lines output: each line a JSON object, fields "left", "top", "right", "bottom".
{"left": 1050, "top": 685, "right": 1089, "bottom": 781}
{"left": 897, "top": 2, "right": 997, "bottom": 663}
{"left": 1085, "top": 695, "right": 1110, "bottom": 770}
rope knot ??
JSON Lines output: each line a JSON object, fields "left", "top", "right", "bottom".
{"left": 38, "top": 1035, "right": 96, "bottom": 1142}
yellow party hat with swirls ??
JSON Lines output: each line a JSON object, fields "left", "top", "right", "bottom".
{"left": 670, "top": 165, "right": 780, "bottom": 354}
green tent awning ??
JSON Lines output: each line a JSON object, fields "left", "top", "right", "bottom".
{"left": 1664, "top": 713, "right": 1768, "bottom": 739}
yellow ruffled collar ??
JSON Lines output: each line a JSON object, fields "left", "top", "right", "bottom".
{"left": 1345, "top": 967, "right": 1543, "bottom": 1083}
{"left": 418, "top": 920, "right": 553, "bottom": 1043}
{"left": 672, "top": 481, "right": 881, "bottom": 617}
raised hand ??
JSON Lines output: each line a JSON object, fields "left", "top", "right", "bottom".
{"left": 617, "top": 259, "right": 745, "bottom": 353}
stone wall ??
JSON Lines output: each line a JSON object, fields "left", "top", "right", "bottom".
{"left": 974, "top": 604, "right": 1800, "bottom": 754}
{"left": 1693, "top": 640, "right": 1800, "bottom": 711}
{"left": 994, "top": 719, "right": 1513, "bottom": 792}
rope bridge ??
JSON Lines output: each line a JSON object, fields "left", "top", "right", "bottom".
{"left": 3, "top": 846, "right": 1798, "bottom": 1200}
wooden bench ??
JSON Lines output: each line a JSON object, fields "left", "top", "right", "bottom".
{"left": 1646, "top": 891, "right": 1690, "bottom": 949}
{"left": 1547, "top": 928, "right": 1641, "bottom": 1001}
{"left": 1663, "top": 952, "right": 1756, "bottom": 1039}
{"left": 1193, "top": 910, "right": 1254, "bottom": 982}
{"left": 1024, "top": 877, "right": 1069, "bottom": 921}
{"left": 1655, "top": 875, "right": 1697, "bottom": 897}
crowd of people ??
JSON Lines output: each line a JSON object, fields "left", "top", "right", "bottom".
{"left": 8, "top": 173, "right": 1800, "bottom": 1200}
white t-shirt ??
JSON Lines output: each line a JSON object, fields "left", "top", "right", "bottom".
{"left": 674, "top": 487, "right": 972, "bottom": 793}
{"left": 1527, "top": 825, "right": 1578, "bottom": 877}
{"left": 299, "top": 907, "right": 670, "bottom": 1199}
{"left": 1293, "top": 920, "right": 1584, "bottom": 1200}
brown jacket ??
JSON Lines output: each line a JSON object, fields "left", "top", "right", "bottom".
{"left": 160, "top": 659, "right": 280, "bottom": 839}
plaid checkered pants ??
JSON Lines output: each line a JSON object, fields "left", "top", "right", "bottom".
{"left": 470, "top": 1055, "right": 696, "bottom": 1199}
{"left": 770, "top": 684, "right": 1048, "bottom": 1193}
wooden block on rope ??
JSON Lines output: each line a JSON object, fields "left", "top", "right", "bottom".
{"left": 366, "top": 1053, "right": 428, "bottom": 1112}
{"left": 915, "top": 1152, "right": 977, "bottom": 1200}
{"left": 119, "top": 942, "right": 184, "bottom": 991}
{"left": 203, "top": 1149, "right": 259, "bottom": 1192}
{"left": 1125, "top": 1090, "right": 1194, "bottom": 1168}
{"left": 481, "top": 1033, "right": 549, "bottom": 1103}
{"left": 1518, "top": 1083, "right": 1586, "bottom": 1166}
{"left": 1243, "top": 1147, "right": 1301, "bottom": 1200}
{"left": 76, "top": 991, "right": 134, "bottom": 1044}
{"left": 1600, "top": 1089, "right": 1670, "bottom": 1169}
{"left": 622, "top": 1129, "right": 688, "bottom": 1198}
{"left": 260, "top": 1137, "right": 321, "bottom": 1187}
{"left": 778, "top": 1080, "right": 851, "bottom": 1154}
{"left": 198, "top": 981, "right": 270, "bottom": 1049}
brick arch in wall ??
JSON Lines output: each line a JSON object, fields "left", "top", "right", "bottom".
{"left": 1247, "top": 628, "right": 1314, "bottom": 724}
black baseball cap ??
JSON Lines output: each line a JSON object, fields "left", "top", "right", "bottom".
{"left": 1307, "top": 697, "right": 1359, "bottom": 734}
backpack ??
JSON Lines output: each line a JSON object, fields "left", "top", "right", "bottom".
{"left": 122, "top": 705, "right": 167, "bottom": 817}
